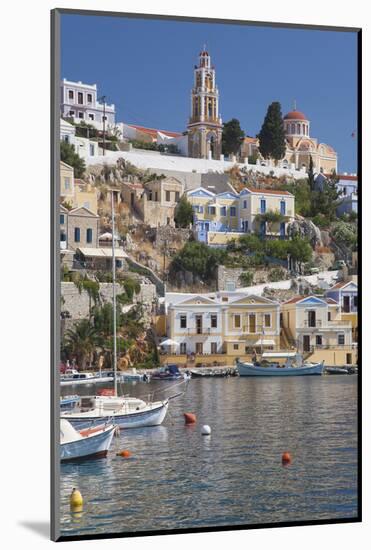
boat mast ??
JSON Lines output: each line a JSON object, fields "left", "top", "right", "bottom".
{"left": 111, "top": 192, "right": 118, "bottom": 397}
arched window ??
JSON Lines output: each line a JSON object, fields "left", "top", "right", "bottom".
{"left": 297, "top": 123, "right": 300, "bottom": 134}
{"left": 291, "top": 123, "right": 295, "bottom": 134}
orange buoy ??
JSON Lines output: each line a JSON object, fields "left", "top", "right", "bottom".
{"left": 184, "top": 412, "right": 197, "bottom": 425}
{"left": 281, "top": 452, "right": 292, "bottom": 465}
{"left": 116, "top": 450, "right": 131, "bottom": 458}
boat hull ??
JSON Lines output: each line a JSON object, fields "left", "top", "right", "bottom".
{"left": 60, "top": 376, "right": 113, "bottom": 386}
{"left": 237, "top": 361, "right": 324, "bottom": 377}
{"left": 62, "top": 400, "right": 169, "bottom": 430}
{"left": 60, "top": 425, "right": 115, "bottom": 462}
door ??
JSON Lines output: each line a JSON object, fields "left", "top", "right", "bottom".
{"left": 196, "top": 315, "right": 203, "bottom": 334}
{"left": 343, "top": 296, "right": 350, "bottom": 313}
{"left": 308, "top": 310, "right": 316, "bottom": 327}
{"left": 303, "top": 335, "right": 311, "bottom": 352}
{"left": 249, "top": 314, "right": 256, "bottom": 333}
{"left": 195, "top": 342, "right": 203, "bottom": 354}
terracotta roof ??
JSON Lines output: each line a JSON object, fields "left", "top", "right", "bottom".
{"left": 284, "top": 296, "right": 305, "bottom": 304}
{"left": 337, "top": 174, "right": 358, "bottom": 181}
{"left": 329, "top": 281, "right": 357, "bottom": 290}
{"left": 284, "top": 110, "right": 308, "bottom": 121}
{"left": 245, "top": 187, "right": 293, "bottom": 196}
{"left": 326, "top": 298, "right": 338, "bottom": 305}
{"left": 128, "top": 124, "right": 182, "bottom": 138}
{"left": 243, "top": 136, "right": 258, "bottom": 143}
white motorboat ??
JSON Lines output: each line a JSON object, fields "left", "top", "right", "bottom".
{"left": 60, "top": 419, "right": 116, "bottom": 462}
{"left": 61, "top": 395, "right": 169, "bottom": 430}
{"left": 60, "top": 369, "right": 113, "bottom": 386}
{"left": 237, "top": 352, "right": 325, "bottom": 377}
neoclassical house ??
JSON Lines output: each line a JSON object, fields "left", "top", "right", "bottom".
{"left": 187, "top": 49, "right": 223, "bottom": 160}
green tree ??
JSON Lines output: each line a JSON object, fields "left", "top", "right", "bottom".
{"left": 222, "top": 118, "right": 245, "bottom": 156}
{"left": 288, "top": 237, "right": 312, "bottom": 272}
{"left": 307, "top": 155, "right": 315, "bottom": 192}
{"left": 254, "top": 210, "right": 287, "bottom": 236}
{"left": 310, "top": 170, "right": 341, "bottom": 221}
{"left": 239, "top": 271, "right": 254, "bottom": 286}
{"left": 63, "top": 320, "right": 97, "bottom": 369}
{"left": 258, "top": 102, "right": 286, "bottom": 162}
{"left": 174, "top": 195, "right": 194, "bottom": 228}
{"left": 60, "top": 140, "right": 86, "bottom": 178}
{"left": 171, "top": 241, "right": 226, "bottom": 282}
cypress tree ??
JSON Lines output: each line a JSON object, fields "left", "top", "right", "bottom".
{"left": 222, "top": 118, "right": 245, "bottom": 155}
{"left": 258, "top": 102, "right": 286, "bottom": 162}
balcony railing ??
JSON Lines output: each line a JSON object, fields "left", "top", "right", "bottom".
{"left": 303, "top": 320, "right": 322, "bottom": 328}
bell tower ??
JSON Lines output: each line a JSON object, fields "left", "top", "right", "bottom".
{"left": 187, "top": 49, "right": 223, "bottom": 159}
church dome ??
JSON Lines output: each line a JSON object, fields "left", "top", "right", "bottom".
{"left": 284, "top": 110, "right": 308, "bottom": 121}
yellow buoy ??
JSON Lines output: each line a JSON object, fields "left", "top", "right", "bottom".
{"left": 70, "top": 488, "right": 83, "bottom": 508}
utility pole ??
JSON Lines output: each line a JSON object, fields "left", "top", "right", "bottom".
{"left": 99, "top": 95, "right": 107, "bottom": 156}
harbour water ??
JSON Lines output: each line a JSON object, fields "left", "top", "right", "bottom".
{"left": 60, "top": 376, "right": 358, "bottom": 536}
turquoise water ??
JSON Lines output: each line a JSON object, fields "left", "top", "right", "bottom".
{"left": 60, "top": 376, "right": 358, "bottom": 536}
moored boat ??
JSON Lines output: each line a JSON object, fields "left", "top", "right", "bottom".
{"left": 151, "top": 364, "right": 183, "bottom": 380}
{"left": 236, "top": 352, "right": 325, "bottom": 377}
{"left": 60, "top": 369, "right": 113, "bottom": 386}
{"left": 61, "top": 396, "right": 169, "bottom": 430}
{"left": 60, "top": 419, "right": 115, "bottom": 462}
{"left": 60, "top": 395, "right": 80, "bottom": 410}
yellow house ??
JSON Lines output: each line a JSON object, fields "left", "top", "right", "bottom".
{"left": 60, "top": 161, "right": 75, "bottom": 204}
{"left": 60, "top": 161, "right": 98, "bottom": 214}
{"left": 239, "top": 188, "right": 295, "bottom": 237}
{"left": 281, "top": 295, "right": 356, "bottom": 366}
{"left": 187, "top": 187, "right": 240, "bottom": 229}
{"left": 161, "top": 291, "right": 280, "bottom": 364}
{"left": 74, "top": 179, "right": 98, "bottom": 214}
{"left": 186, "top": 186, "right": 295, "bottom": 243}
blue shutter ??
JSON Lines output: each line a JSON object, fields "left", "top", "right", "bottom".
{"left": 86, "top": 228, "right": 93, "bottom": 243}
{"left": 74, "top": 227, "right": 80, "bottom": 242}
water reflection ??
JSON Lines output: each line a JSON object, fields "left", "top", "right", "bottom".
{"left": 60, "top": 376, "right": 358, "bottom": 536}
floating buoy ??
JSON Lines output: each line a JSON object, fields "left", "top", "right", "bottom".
{"left": 184, "top": 412, "right": 197, "bottom": 425}
{"left": 201, "top": 425, "right": 211, "bottom": 436}
{"left": 281, "top": 452, "right": 292, "bottom": 465}
{"left": 70, "top": 488, "right": 83, "bottom": 509}
{"left": 116, "top": 450, "right": 131, "bottom": 458}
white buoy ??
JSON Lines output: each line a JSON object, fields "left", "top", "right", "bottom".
{"left": 201, "top": 425, "right": 211, "bottom": 436}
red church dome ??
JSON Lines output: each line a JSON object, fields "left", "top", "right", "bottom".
{"left": 284, "top": 110, "right": 308, "bottom": 121}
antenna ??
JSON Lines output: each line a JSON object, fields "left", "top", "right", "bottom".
{"left": 293, "top": 99, "right": 297, "bottom": 111}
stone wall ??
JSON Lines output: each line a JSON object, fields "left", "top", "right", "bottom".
{"left": 61, "top": 280, "right": 157, "bottom": 320}
{"left": 217, "top": 265, "right": 288, "bottom": 291}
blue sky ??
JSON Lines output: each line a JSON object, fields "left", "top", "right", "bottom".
{"left": 61, "top": 14, "right": 358, "bottom": 173}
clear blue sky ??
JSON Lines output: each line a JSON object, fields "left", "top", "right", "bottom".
{"left": 61, "top": 13, "right": 358, "bottom": 173}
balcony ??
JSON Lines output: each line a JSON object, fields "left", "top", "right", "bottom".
{"left": 303, "top": 320, "right": 322, "bottom": 328}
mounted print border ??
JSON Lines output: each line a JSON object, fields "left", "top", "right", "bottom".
{"left": 51, "top": 8, "right": 362, "bottom": 542}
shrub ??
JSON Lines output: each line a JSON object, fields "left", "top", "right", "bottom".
{"left": 268, "top": 267, "right": 286, "bottom": 282}
{"left": 239, "top": 271, "right": 254, "bottom": 286}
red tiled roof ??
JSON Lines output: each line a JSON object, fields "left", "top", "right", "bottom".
{"left": 329, "top": 280, "right": 357, "bottom": 291}
{"left": 284, "top": 296, "right": 305, "bottom": 304}
{"left": 245, "top": 187, "right": 293, "bottom": 196}
{"left": 284, "top": 110, "right": 308, "bottom": 121}
{"left": 243, "top": 136, "right": 258, "bottom": 143}
{"left": 128, "top": 124, "right": 182, "bottom": 138}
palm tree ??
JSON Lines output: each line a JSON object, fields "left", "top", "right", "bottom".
{"left": 63, "top": 320, "right": 98, "bottom": 370}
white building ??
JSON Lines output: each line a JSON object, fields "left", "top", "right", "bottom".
{"left": 60, "top": 118, "right": 102, "bottom": 159}
{"left": 61, "top": 79, "right": 115, "bottom": 130}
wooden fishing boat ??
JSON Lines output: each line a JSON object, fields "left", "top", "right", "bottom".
{"left": 60, "top": 419, "right": 115, "bottom": 462}
{"left": 237, "top": 352, "right": 325, "bottom": 377}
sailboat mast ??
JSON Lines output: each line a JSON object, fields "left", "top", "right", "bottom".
{"left": 111, "top": 192, "right": 118, "bottom": 397}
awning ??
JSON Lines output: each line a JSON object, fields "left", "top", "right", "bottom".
{"left": 160, "top": 338, "right": 180, "bottom": 347}
{"left": 77, "top": 247, "right": 128, "bottom": 259}
{"left": 254, "top": 339, "right": 275, "bottom": 346}
{"left": 262, "top": 351, "right": 297, "bottom": 358}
